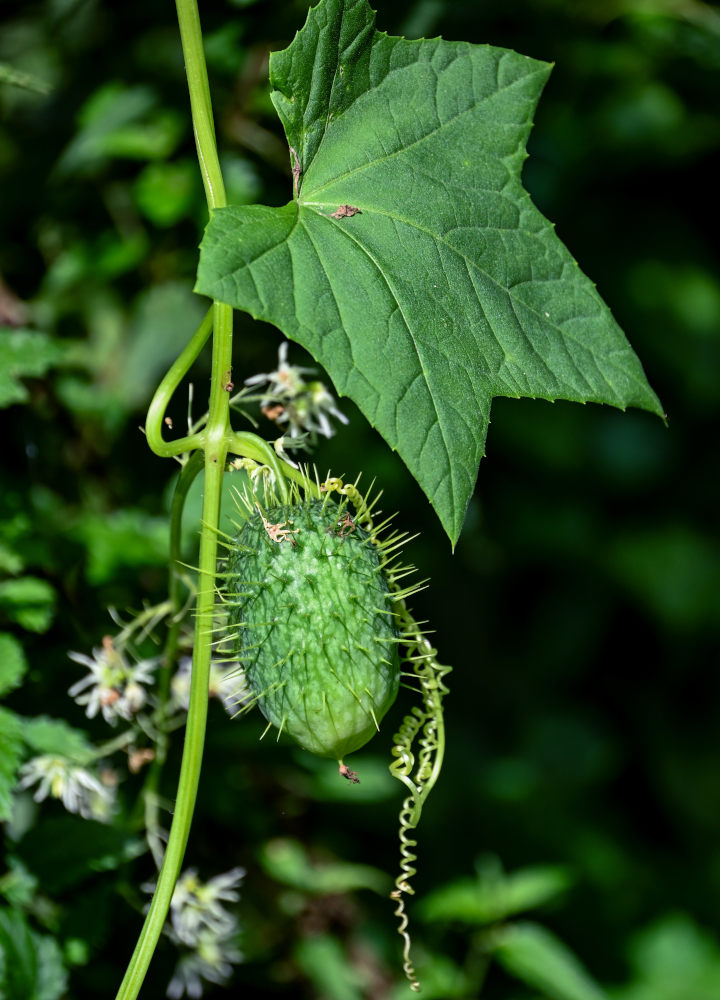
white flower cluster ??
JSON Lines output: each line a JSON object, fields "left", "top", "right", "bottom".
{"left": 68, "top": 636, "right": 157, "bottom": 724}
{"left": 244, "top": 341, "right": 348, "bottom": 446}
{"left": 171, "top": 657, "right": 250, "bottom": 715}
{"left": 163, "top": 868, "right": 245, "bottom": 998}
{"left": 17, "top": 755, "right": 114, "bottom": 821}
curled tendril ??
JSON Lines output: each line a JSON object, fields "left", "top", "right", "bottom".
{"left": 320, "top": 475, "right": 452, "bottom": 992}
{"left": 389, "top": 628, "right": 451, "bottom": 990}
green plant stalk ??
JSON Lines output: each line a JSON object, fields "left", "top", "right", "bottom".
{"left": 165, "top": 450, "right": 205, "bottom": 684}
{"left": 115, "top": 313, "right": 231, "bottom": 1000}
{"left": 117, "top": 2, "right": 318, "bottom": 991}
{"left": 128, "top": 450, "right": 205, "bottom": 835}
{"left": 114, "top": 0, "right": 230, "bottom": 995}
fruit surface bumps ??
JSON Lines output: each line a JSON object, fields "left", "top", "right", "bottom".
{"left": 226, "top": 498, "right": 400, "bottom": 759}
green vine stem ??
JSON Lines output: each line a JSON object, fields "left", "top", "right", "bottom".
{"left": 130, "top": 449, "right": 205, "bottom": 836}
{"left": 114, "top": 0, "right": 232, "bottom": 995}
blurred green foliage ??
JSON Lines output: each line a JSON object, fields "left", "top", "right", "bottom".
{"left": 1, "top": 0, "right": 719, "bottom": 996}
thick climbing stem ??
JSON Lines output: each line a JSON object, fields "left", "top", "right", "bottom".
{"left": 132, "top": 449, "right": 206, "bottom": 834}
{"left": 174, "top": 0, "right": 226, "bottom": 209}
{"left": 115, "top": 368, "right": 230, "bottom": 999}
{"left": 114, "top": 0, "right": 231, "bottom": 995}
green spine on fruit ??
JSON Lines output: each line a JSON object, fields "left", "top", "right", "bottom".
{"left": 224, "top": 491, "right": 400, "bottom": 760}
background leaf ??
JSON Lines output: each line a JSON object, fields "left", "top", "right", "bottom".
{"left": 72, "top": 508, "right": 170, "bottom": 585}
{"left": 259, "top": 837, "right": 391, "bottom": 895}
{"left": 610, "top": 914, "right": 720, "bottom": 1000}
{"left": 20, "top": 717, "right": 94, "bottom": 763}
{"left": 492, "top": 921, "right": 608, "bottom": 1000}
{"left": 0, "top": 578, "right": 55, "bottom": 634}
{"left": 0, "top": 632, "right": 27, "bottom": 697}
{"left": 197, "top": 0, "right": 662, "bottom": 542}
{"left": 0, "top": 329, "right": 63, "bottom": 408}
{"left": 16, "top": 817, "right": 145, "bottom": 895}
{"left": 0, "top": 706, "right": 23, "bottom": 822}
{"left": 0, "top": 907, "right": 68, "bottom": 1000}
{"left": 294, "top": 934, "right": 365, "bottom": 1000}
{"left": 418, "top": 860, "right": 572, "bottom": 925}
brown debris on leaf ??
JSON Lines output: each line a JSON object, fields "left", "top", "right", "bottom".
{"left": 330, "top": 204, "right": 361, "bottom": 219}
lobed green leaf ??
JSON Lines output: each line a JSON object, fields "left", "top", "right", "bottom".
{"left": 197, "top": 0, "right": 662, "bottom": 543}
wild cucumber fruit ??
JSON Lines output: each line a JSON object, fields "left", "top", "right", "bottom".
{"left": 225, "top": 495, "right": 401, "bottom": 760}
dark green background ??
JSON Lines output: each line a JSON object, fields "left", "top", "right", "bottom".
{"left": 1, "top": 0, "right": 719, "bottom": 996}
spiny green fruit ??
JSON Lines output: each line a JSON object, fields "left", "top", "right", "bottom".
{"left": 225, "top": 496, "right": 401, "bottom": 760}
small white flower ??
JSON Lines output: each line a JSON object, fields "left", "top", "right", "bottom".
{"left": 18, "top": 755, "right": 114, "bottom": 821}
{"left": 120, "top": 680, "right": 147, "bottom": 715}
{"left": 301, "top": 380, "right": 350, "bottom": 438}
{"left": 166, "top": 927, "right": 242, "bottom": 998}
{"left": 272, "top": 434, "right": 307, "bottom": 469}
{"left": 169, "top": 867, "right": 245, "bottom": 948}
{"left": 244, "top": 342, "right": 347, "bottom": 443}
{"left": 68, "top": 636, "right": 157, "bottom": 724}
{"left": 143, "top": 867, "right": 244, "bottom": 997}
{"left": 244, "top": 340, "right": 313, "bottom": 398}
{"left": 171, "top": 658, "right": 250, "bottom": 715}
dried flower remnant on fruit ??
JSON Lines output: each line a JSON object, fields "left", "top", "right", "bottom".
{"left": 336, "top": 512, "right": 356, "bottom": 538}
{"left": 18, "top": 755, "right": 115, "bottom": 821}
{"left": 243, "top": 341, "right": 348, "bottom": 445}
{"left": 256, "top": 503, "right": 299, "bottom": 545}
{"left": 68, "top": 636, "right": 157, "bottom": 724}
{"left": 339, "top": 762, "right": 360, "bottom": 783}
